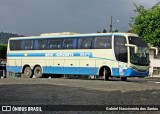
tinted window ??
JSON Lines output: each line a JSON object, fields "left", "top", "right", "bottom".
{"left": 48, "top": 39, "right": 62, "bottom": 49}
{"left": 114, "top": 36, "right": 127, "bottom": 62}
{"left": 62, "top": 38, "right": 77, "bottom": 49}
{"left": 128, "top": 36, "right": 148, "bottom": 47}
{"left": 78, "top": 37, "right": 92, "bottom": 49}
{"left": 10, "top": 40, "right": 22, "bottom": 50}
{"left": 22, "top": 40, "right": 34, "bottom": 50}
{"left": 93, "top": 36, "right": 111, "bottom": 49}
{"left": 37, "top": 39, "right": 48, "bottom": 50}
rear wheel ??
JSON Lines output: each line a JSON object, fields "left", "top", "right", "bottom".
{"left": 34, "top": 66, "right": 42, "bottom": 78}
{"left": 121, "top": 77, "right": 127, "bottom": 81}
{"left": 23, "top": 66, "right": 32, "bottom": 78}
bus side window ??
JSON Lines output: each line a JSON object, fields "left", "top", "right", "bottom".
{"left": 93, "top": 36, "right": 112, "bottom": 49}
{"left": 62, "top": 38, "right": 77, "bottom": 49}
{"left": 78, "top": 37, "right": 92, "bottom": 49}
{"left": 10, "top": 40, "right": 22, "bottom": 50}
{"left": 48, "top": 39, "right": 62, "bottom": 49}
{"left": 34, "top": 40, "right": 39, "bottom": 50}
{"left": 38, "top": 39, "right": 48, "bottom": 50}
{"left": 23, "top": 40, "right": 33, "bottom": 50}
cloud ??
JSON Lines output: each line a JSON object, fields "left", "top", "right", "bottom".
{"left": 0, "top": 0, "right": 159, "bottom": 35}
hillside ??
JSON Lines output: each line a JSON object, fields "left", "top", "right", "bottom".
{"left": 0, "top": 32, "right": 24, "bottom": 44}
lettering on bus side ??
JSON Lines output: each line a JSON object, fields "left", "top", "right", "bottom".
{"left": 80, "top": 52, "right": 91, "bottom": 57}
{"left": 45, "top": 53, "right": 74, "bottom": 57}
{"left": 45, "top": 52, "right": 91, "bottom": 57}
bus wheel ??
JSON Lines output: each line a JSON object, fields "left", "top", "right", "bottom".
{"left": 121, "top": 77, "right": 127, "bottom": 81}
{"left": 103, "top": 68, "right": 110, "bottom": 81}
{"left": 23, "top": 66, "right": 33, "bottom": 78}
{"left": 34, "top": 66, "right": 42, "bottom": 78}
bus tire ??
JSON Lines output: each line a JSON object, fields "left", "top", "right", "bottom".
{"left": 121, "top": 77, "right": 127, "bottom": 81}
{"left": 23, "top": 66, "right": 33, "bottom": 78}
{"left": 99, "top": 66, "right": 111, "bottom": 81}
{"left": 104, "top": 68, "right": 110, "bottom": 81}
{"left": 34, "top": 66, "right": 42, "bottom": 78}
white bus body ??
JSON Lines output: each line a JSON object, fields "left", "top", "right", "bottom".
{"left": 7, "top": 33, "right": 150, "bottom": 80}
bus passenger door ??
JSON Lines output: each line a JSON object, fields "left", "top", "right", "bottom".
{"left": 114, "top": 35, "right": 128, "bottom": 76}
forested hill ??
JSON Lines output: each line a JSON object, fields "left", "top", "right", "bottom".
{"left": 0, "top": 32, "right": 24, "bottom": 44}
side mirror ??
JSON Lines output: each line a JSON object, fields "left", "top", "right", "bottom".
{"left": 125, "top": 44, "right": 138, "bottom": 53}
{"left": 148, "top": 43, "right": 158, "bottom": 55}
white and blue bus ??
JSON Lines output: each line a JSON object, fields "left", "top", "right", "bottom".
{"left": 7, "top": 32, "right": 150, "bottom": 81}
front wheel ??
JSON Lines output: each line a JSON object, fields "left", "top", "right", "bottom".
{"left": 34, "top": 66, "right": 43, "bottom": 78}
{"left": 103, "top": 68, "right": 110, "bottom": 81}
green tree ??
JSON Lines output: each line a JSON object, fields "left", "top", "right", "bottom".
{"left": 129, "top": 2, "right": 160, "bottom": 46}
{"left": 102, "top": 29, "right": 107, "bottom": 33}
{"left": 0, "top": 32, "right": 24, "bottom": 44}
{"left": 0, "top": 44, "right": 7, "bottom": 59}
{"left": 114, "top": 29, "right": 118, "bottom": 32}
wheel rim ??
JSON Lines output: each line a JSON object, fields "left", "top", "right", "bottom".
{"left": 24, "top": 67, "right": 32, "bottom": 78}
{"left": 26, "top": 69, "right": 31, "bottom": 76}
{"left": 34, "top": 67, "right": 42, "bottom": 78}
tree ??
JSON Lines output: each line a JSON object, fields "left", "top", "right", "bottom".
{"left": 0, "top": 32, "right": 24, "bottom": 44}
{"left": 114, "top": 29, "right": 118, "bottom": 32}
{"left": 129, "top": 2, "right": 160, "bottom": 47}
{"left": 102, "top": 29, "right": 107, "bottom": 33}
{"left": 97, "top": 29, "right": 107, "bottom": 33}
{"left": 0, "top": 44, "right": 7, "bottom": 59}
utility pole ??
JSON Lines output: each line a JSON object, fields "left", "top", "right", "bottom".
{"left": 109, "top": 16, "right": 112, "bottom": 32}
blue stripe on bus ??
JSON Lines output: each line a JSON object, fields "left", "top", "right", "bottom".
{"left": 6, "top": 66, "right": 99, "bottom": 75}
{"left": 7, "top": 53, "right": 45, "bottom": 57}
{"left": 43, "top": 67, "right": 98, "bottom": 75}
{"left": 6, "top": 66, "right": 148, "bottom": 77}
{"left": 7, "top": 52, "right": 93, "bottom": 57}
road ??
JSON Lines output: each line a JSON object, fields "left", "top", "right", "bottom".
{"left": 0, "top": 77, "right": 160, "bottom": 113}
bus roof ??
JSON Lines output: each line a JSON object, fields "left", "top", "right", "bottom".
{"left": 9, "top": 32, "right": 138, "bottom": 40}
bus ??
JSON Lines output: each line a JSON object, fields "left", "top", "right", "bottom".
{"left": 7, "top": 32, "right": 151, "bottom": 81}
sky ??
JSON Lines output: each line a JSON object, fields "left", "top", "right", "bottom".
{"left": 0, "top": 0, "right": 159, "bottom": 36}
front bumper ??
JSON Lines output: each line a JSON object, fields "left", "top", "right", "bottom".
{"left": 112, "top": 67, "right": 149, "bottom": 77}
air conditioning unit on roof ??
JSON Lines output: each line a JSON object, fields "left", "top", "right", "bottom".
{"left": 40, "top": 32, "right": 79, "bottom": 36}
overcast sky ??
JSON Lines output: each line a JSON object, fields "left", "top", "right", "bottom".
{"left": 0, "top": 0, "right": 159, "bottom": 36}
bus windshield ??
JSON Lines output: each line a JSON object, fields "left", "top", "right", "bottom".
{"left": 128, "top": 36, "right": 150, "bottom": 66}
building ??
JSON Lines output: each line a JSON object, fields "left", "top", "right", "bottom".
{"left": 149, "top": 48, "right": 160, "bottom": 77}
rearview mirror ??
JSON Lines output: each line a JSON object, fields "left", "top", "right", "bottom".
{"left": 148, "top": 43, "right": 158, "bottom": 55}
{"left": 125, "top": 44, "right": 138, "bottom": 53}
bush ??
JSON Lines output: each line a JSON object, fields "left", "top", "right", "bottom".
{"left": 0, "top": 44, "right": 7, "bottom": 59}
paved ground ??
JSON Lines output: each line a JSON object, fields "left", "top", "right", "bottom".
{"left": 0, "top": 77, "right": 160, "bottom": 114}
